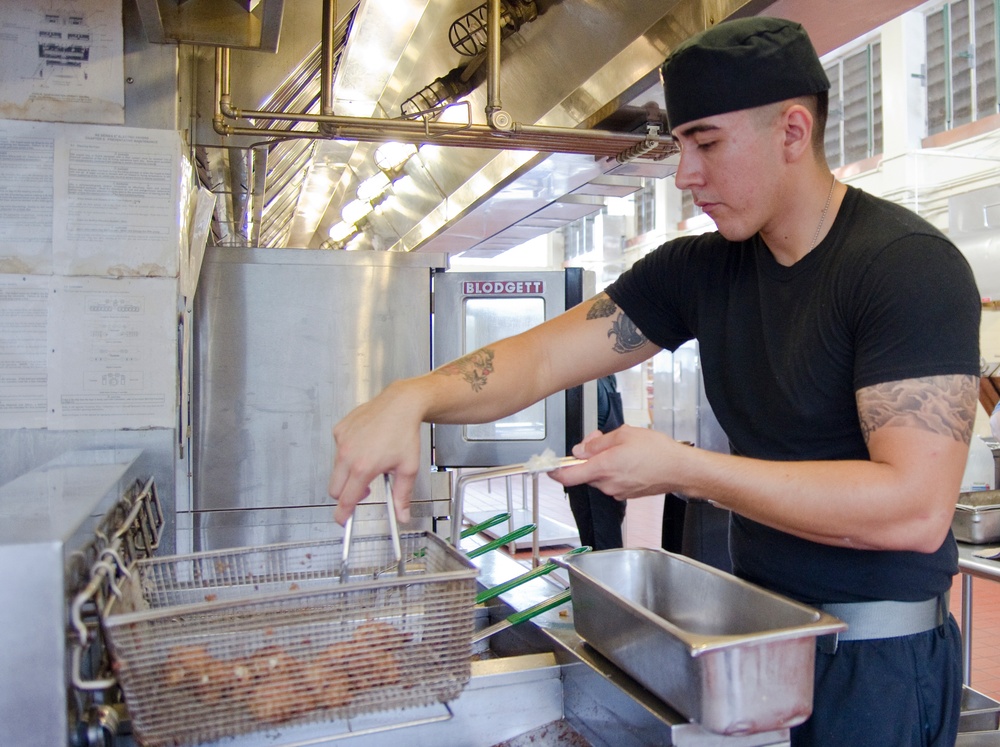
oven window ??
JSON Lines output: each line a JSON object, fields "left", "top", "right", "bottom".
{"left": 463, "top": 297, "right": 546, "bottom": 440}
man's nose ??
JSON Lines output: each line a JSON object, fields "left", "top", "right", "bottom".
{"left": 673, "top": 151, "right": 701, "bottom": 191}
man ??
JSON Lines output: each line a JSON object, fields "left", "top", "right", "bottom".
{"left": 329, "top": 16, "right": 981, "bottom": 746}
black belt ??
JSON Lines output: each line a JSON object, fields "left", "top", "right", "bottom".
{"left": 816, "top": 594, "right": 947, "bottom": 654}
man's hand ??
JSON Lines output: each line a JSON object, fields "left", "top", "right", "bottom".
{"left": 328, "top": 381, "right": 425, "bottom": 525}
{"left": 550, "top": 425, "right": 690, "bottom": 500}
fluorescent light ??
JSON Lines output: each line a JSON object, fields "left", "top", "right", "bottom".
{"left": 344, "top": 234, "right": 366, "bottom": 251}
{"left": 328, "top": 221, "right": 356, "bottom": 242}
{"left": 357, "top": 171, "right": 391, "bottom": 202}
{"left": 341, "top": 199, "right": 374, "bottom": 224}
{"left": 374, "top": 142, "right": 417, "bottom": 173}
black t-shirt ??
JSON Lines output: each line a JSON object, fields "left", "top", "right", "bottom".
{"left": 606, "top": 186, "right": 981, "bottom": 604}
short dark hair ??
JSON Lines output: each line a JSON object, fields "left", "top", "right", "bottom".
{"left": 752, "top": 91, "right": 829, "bottom": 158}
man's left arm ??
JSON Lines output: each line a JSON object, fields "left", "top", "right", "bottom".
{"left": 559, "top": 373, "right": 978, "bottom": 552}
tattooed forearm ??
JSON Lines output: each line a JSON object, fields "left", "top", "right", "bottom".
{"left": 434, "top": 348, "right": 495, "bottom": 392}
{"left": 856, "top": 374, "right": 978, "bottom": 444}
{"left": 586, "top": 293, "right": 647, "bottom": 354}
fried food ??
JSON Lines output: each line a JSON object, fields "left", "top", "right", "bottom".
{"left": 353, "top": 619, "right": 408, "bottom": 650}
{"left": 299, "top": 652, "right": 352, "bottom": 710}
{"left": 164, "top": 619, "right": 412, "bottom": 727}
{"left": 349, "top": 647, "right": 400, "bottom": 690}
{"left": 163, "top": 645, "right": 213, "bottom": 689}
{"left": 348, "top": 620, "right": 405, "bottom": 690}
{"left": 245, "top": 645, "right": 307, "bottom": 725}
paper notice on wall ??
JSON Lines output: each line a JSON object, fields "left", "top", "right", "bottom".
{"left": 0, "top": 275, "right": 49, "bottom": 428}
{"left": 54, "top": 126, "right": 181, "bottom": 276}
{"left": 182, "top": 186, "right": 217, "bottom": 299}
{"left": 0, "top": 0, "right": 124, "bottom": 125}
{"left": 47, "top": 275, "right": 176, "bottom": 430}
{"left": 0, "top": 124, "right": 55, "bottom": 274}
{"left": 0, "top": 119, "right": 182, "bottom": 277}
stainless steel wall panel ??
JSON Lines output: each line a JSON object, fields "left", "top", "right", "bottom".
{"left": 191, "top": 247, "right": 445, "bottom": 549}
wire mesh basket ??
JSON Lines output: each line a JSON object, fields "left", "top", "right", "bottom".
{"left": 101, "top": 530, "right": 478, "bottom": 747}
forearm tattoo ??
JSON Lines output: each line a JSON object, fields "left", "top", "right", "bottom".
{"left": 586, "top": 293, "right": 647, "bottom": 354}
{"left": 434, "top": 348, "right": 495, "bottom": 392}
{"left": 856, "top": 374, "right": 978, "bottom": 444}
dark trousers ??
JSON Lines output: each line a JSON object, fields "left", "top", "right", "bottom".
{"left": 661, "top": 493, "right": 732, "bottom": 573}
{"left": 567, "top": 484, "right": 626, "bottom": 550}
{"left": 791, "top": 615, "right": 963, "bottom": 746}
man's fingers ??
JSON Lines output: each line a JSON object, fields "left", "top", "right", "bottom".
{"left": 388, "top": 472, "right": 415, "bottom": 524}
{"left": 333, "top": 482, "right": 370, "bottom": 526}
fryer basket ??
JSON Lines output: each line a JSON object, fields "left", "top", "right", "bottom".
{"left": 101, "top": 531, "right": 478, "bottom": 747}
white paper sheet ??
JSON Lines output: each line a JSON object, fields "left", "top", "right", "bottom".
{"left": 0, "top": 126, "right": 55, "bottom": 273}
{"left": 0, "top": 118, "right": 182, "bottom": 277}
{"left": 47, "top": 275, "right": 177, "bottom": 430}
{"left": 0, "top": 275, "right": 49, "bottom": 428}
{"left": 0, "top": 0, "right": 124, "bottom": 124}
{"left": 54, "top": 126, "right": 181, "bottom": 276}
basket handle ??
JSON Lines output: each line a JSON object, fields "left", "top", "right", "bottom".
{"left": 340, "top": 474, "right": 404, "bottom": 582}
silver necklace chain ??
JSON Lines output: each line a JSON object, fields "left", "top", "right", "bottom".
{"left": 810, "top": 175, "right": 836, "bottom": 249}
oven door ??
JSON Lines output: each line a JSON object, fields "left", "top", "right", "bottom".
{"left": 433, "top": 269, "right": 584, "bottom": 468}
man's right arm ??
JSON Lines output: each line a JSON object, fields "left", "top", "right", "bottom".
{"left": 327, "top": 292, "right": 658, "bottom": 523}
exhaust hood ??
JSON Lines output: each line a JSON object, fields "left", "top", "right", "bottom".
{"left": 152, "top": 0, "right": 928, "bottom": 256}
{"left": 135, "top": 0, "right": 285, "bottom": 51}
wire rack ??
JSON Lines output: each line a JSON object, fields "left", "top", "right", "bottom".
{"left": 101, "top": 532, "right": 478, "bottom": 747}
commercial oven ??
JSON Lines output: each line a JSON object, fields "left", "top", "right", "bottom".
{"left": 432, "top": 268, "right": 589, "bottom": 550}
{"left": 433, "top": 268, "right": 587, "bottom": 467}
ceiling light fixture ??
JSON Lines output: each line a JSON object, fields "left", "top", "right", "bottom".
{"left": 328, "top": 221, "right": 357, "bottom": 242}
{"left": 356, "top": 170, "right": 391, "bottom": 202}
{"left": 341, "top": 198, "right": 374, "bottom": 225}
{"left": 374, "top": 142, "right": 418, "bottom": 173}
{"left": 449, "top": 0, "right": 537, "bottom": 57}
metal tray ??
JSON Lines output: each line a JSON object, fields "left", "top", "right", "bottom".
{"left": 954, "top": 490, "right": 1000, "bottom": 544}
{"left": 554, "top": 548, "right": 846, "bottom": 736}
{"left": 958, "top": 731, "right": 1000, "bottom": 746}
{"left": 101, "top": 532, "right": 478, "bottom": 747}
{"left": 961, "top": 686, "right": 1000, "bottom": 732}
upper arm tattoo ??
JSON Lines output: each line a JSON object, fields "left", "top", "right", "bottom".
{"left": 434, "top": 348, "right": 495, "bottom": 392}
{"left": 586, "top": 292, "right": 648, "bottom": 354}
{"left": 856, "top": 374, "right": 978, "bottom": 444}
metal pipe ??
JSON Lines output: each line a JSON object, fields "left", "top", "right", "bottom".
{"left": 485, "top": 0, "right": 502, "bottom": 123}
{"left": 963, "top": 573, "right": 974, "bottom": 685}
{"left": 211, "top": 30, "right": 675, "bottom": 162}
{"left": 531, "top": 472, "right": 540, "bottom": 568}
{"left": 208, "top": 0, "right": 695, "bottom": 162}
{"left": 217, "top": 121, "right": 676, "bottom": 161}
{"left": 320, "top": 0, "right": 337, "bottom": 118}
{"left": 213, "top": 47, "right": 231, "bottom": 133}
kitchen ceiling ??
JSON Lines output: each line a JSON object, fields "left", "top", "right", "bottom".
{"left": 164, "top": 0, "right": 927, "bottom": 257}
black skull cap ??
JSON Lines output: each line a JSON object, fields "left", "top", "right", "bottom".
{"left": 661, "top": 16, "right": 830, "bottom": 131}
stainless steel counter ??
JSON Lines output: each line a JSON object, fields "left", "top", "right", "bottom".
{"left": 959, "top": 542, "right": 1000, "bottom": 581}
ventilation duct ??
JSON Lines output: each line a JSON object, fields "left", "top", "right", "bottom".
{"left": 135, "top": 0, "right": 284, "bottom": 51}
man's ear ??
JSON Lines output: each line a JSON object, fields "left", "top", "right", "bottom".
{"left": 782, "top": 104, "right": 814, "bottom": 162}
